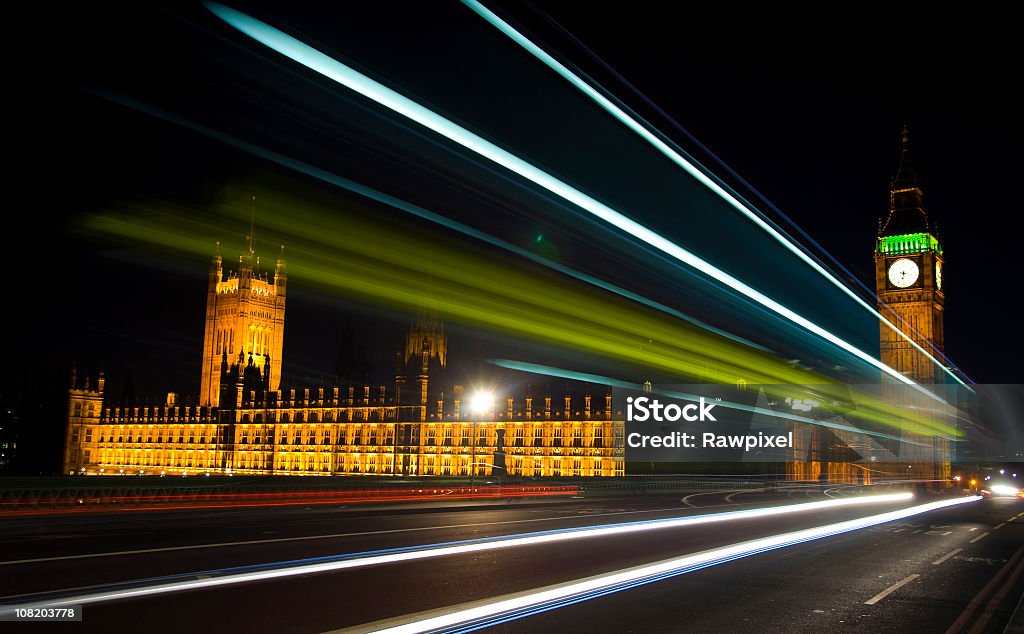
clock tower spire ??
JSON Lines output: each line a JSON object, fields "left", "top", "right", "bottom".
{"left": 875, "top": 126, "right": 945, "bottom": 383}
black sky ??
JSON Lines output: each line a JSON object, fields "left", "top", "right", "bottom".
{"left": 11, "top": 0, "right": 1022, "bottom": 408}
{"left": 508, "top": 2, "right": 1022, "bottom": 384}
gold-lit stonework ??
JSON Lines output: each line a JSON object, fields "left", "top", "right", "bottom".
{"left": 200, "top": 239, "right": 287, "bottom": 408}
{"left": 63, "top": 241, "right": 625, "bottom": 478}
{"left": 63, "top": 387, "right": 623, "bottom": 477}
{"left": 872, "top": 127, "right": 950, "bottom": 484}
{"left": 874, "top": 127, "right": 945, "bottom": 383}
{"left": 787, "top": 127, "right": 951, "bottom": 484}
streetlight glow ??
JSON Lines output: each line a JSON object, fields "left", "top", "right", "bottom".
{"left": 470, "top": 390, "right": 495, "bottom": 415}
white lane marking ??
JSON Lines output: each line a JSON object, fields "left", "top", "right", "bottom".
{"left": 864, "top": 574, "right": 920, "bottom": 605}
{"left": 1007, "top": 517, "right": 1017, "bottom": 522}
{"left": 724, "top": 491, "right": 761, "bottom": 504}
{"left": 970, "top": 532, "right": 989, "bottom": 543}
{"left": 348, "top": 499, "right": 980, "bottom": 633}
{"left": 0, "top": 504, "right": 712, "bottom": 566}
{"left": 681, "top": 490, "right": 749, "bottom": 507}
{"left": 994, "top": 523, "right": 1006, "bottom": 530}
{"left": 933, "top": 548, "right": 962, "bottom": 565}
{"left": 0, "top": 494, "right": 938, "bottom": 615}
{"left": 968, "top": 527, "right": 978, "bottom": 531}
{"left": 1018, "top": 512, "right": 1024, "bottom": 517}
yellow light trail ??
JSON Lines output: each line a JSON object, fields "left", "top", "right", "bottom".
{"left": 203, "top": 2, "right": 949, "bottom": 409}
{"left": 85, "top": 191, "right": 959, "bottom": 439}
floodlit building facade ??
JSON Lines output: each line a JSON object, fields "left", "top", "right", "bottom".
{"left": 63, "top": 242, "right": 625, "bottom": 478}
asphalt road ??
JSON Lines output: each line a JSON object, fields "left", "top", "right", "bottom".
{"left": 0, "top": 487, "right": 1020, "bottom": 632}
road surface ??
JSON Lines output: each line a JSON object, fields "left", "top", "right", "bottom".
{"left": 0, "top": 487, "right": 1020, "bottom": 632}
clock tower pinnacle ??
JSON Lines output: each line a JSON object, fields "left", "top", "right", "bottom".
{"left": 875, "top": 126, "right": 945, "bottom": 383}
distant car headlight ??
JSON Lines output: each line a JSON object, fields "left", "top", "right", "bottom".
{"left": 990, "top": 484, "right": 1021, "bottom": 496}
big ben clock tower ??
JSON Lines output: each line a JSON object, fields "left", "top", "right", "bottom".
{"left": 875, "top": 126, "right": 945, "bottom": 383}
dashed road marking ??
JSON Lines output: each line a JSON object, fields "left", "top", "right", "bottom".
{"left": 865, "top": 574, "right": 920, "bottom": 605}
{"left": 969, "top": 532, "right": 989, "bottom": 543}
{"left": 933, "top": 548, "right": 962, "bottom": 565}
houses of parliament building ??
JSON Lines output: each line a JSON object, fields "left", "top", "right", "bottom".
{"left": 62, "top": 129, "right": 951, "bottom": 482}
{"left": 62, "top": 238, "right": 626, "bottom": 478}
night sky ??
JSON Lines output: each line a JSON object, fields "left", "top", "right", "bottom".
{"left": 523, "top": 2, "right": 1022, "bottom": 385}
{"left": 6, "top": 2, "right": 1021, "bottom": 471}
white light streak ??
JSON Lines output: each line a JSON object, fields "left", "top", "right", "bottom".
{"left": 365, "top": 496, "right": 980, "bottom": 633}
{"left": 0, "top": 493, "right": 914, "bottom": 613}
{"left": 204, "top": 3, "right": 946, "bottom": 403}
{"left": 460, "top": 0, "right": 970, "bottom": 392}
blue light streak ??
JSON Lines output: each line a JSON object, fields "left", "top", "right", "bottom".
{"left": 488, "top": 359, "right": 936, "bottom": 443}
{"left": 460, "top": 0, "right": 972, "bottom": 392}
{"left": 368, "top": 496, "right": 980, "bottom": 633}
{"left": 91, "top": 90, "right": 767, "bottom": 355}
{"left": 205, "top": 3, "right": 947, "bottom": 403}
{"left": 0, "top": 494, "right": 914, "bottom": 614}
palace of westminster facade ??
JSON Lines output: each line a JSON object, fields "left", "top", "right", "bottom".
{"left": 62, "top": 240, "right": 626, "bottom": 478}
{"left": 62, "top": 129, "right": 949, "bottom": 481}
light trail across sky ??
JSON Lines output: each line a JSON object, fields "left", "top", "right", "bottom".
{"left": 352, "top": 495, "right": 980, "bottom": 633}
{"left": 460, "top": 0, "right": 972, "bottom": 392}
{"left": 89, "top": 89, "right": 768, "bottom": 355}
{"left": 204, "top": 3, "right": 947, "bottom": 404}
{"left": 84, "top": 89, "right": 959, "bottom": 435}
{"left": 488, "top": 359, "right": 933, "bottom": 445}
{"left": 0, "top": 493, "right": 915, "bottom": 614}
{"left": 518, "top": 5, "right": 970, "bottom": 387}
{"left": 89, "top": 196, "right": 958, "bottom": 437}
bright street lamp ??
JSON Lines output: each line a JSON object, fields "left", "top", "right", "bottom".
{"left": 470, "top": 390, "right": 495, "bottom": 415}
{"left": 469, "top": 390, "right": 494, "bottom": 487}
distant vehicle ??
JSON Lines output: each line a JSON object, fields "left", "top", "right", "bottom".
{"left": 980, "top": 483, "right": 1024, "bottom": 498}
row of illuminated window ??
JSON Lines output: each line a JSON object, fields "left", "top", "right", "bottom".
{"left": 251, "top": 423, "right": 621, "bottom": 447}
{"left": 74, "top": 427, "right": 218, "bottom": 445}
{"left": 422, "top": 455, "right": 623, "bottom": 477}
{"left": 101, "top": 410, "right": 215, "bottom": 423}
{"left": 76, "top": 423, "right": 624, "bottom": 448}
{"left": 83, "top": 450, "right": 625, "bottom": 478}
{"left": 238, "top": 410, "right": 394, "bottom": 423}
{"left": 87, "top": 450, "right": 219, "bottom": 469}
{"left": 423, "top": 423, "right": 620, "bottom": 447}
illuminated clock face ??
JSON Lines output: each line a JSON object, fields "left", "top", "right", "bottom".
{"left": 935, "top": 261, "right": 943, "bottom": 290}
{"left": 888, "top": 258, "right": 920, "bottom": 288}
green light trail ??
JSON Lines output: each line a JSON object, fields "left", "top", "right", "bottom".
{"left": 90, "top": 89, "right": 772, "bottom": 356}
{"left": 85, "top": 192, "right": 959, "bottom": 438}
